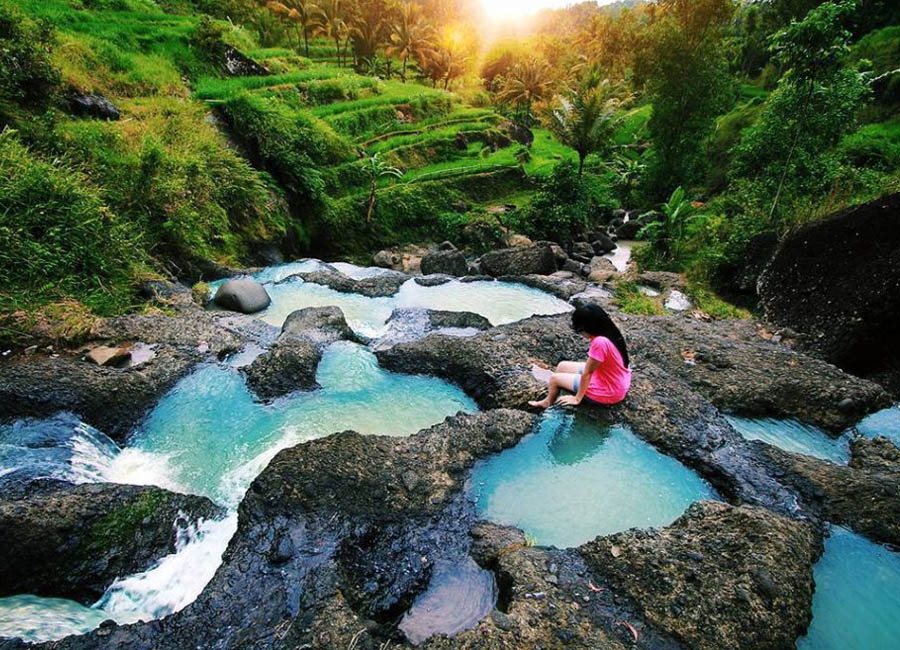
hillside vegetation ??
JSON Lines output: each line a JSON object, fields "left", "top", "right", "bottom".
{"left": 1, "top": 0, "right": 898, "bottom": 339}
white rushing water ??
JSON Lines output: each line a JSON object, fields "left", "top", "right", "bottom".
{"left": 0, "top": 342, "right": 478, "bottom": 641}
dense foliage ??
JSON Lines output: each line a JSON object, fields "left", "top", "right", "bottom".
{"left": 0, "top": 0, "right": 897, "bottom": 329}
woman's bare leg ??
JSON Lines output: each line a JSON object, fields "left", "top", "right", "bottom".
{"left": 528, "top": 372, "right": 578, "bottom": 408}
{"left": 556, "top": 361, "right": 585, "bottom": 374}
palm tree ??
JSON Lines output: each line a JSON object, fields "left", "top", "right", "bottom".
{"left": 544, "top": 74, "right": 627, "bottom": 175}
{"left": 314, "top": 0, "right": 350, "bottom": 66}
{"left": 364, "top": 153, "right": 403, "bottom": 224}
{"left": 348, "top": 0, "right": 388, "bottom": 69}
{"left": 265, "top": 0, "right": 319, "bottom": 57}
{"left": 386, "top": 2, "right": 434, "bottom": 82}
{"left": 494, "top": 57, "right": 555, "bottom": 125}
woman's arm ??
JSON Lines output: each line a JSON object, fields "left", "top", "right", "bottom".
{"left": 558, "top": 357, "right": 599, "bottom": 406}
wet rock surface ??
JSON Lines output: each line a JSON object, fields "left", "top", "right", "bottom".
{"left": 213, "top": 278, "right": 272, "bottom": 314}
{"left": 290, "top": 268, "right": 409, "bottom": 297}
{"left": 479, "top": 244, "right": 556, "bottom": 277}
{"left": 1, "top": 270, "right": 897, "bottom": 649}
{"left": 0, "top": 308, "right": 241, "bottom": 442}
{"left": 756, "top": 436, "right": 900, "bottom": 546}
{"left": 0, "top": 480, "right": 223, "bottom": 603}
{"left": 242, "top": 306, "right": 361, "bottom": 399}
{"left": 581, "top": 501, "right": 821, "bottom": 650}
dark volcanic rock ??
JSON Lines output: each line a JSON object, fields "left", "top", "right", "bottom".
{"left": 621, "top": 314, "right": 890, "bottom": 431}
{"left": 0, "top": 310, "right": 242, "bottom": 442}
{"left": 756, "top": 436, "right": 900, "bottom": 546}
{"left": 0, "top": 481, "right": 223, "bottom": 603}
{"left": 242, "top": 306, "right": 361, "bottom": 399}
{"left": 420, "top": 249, "right": 468, "bottom": 277}
{"left": 758, "top": 193, "right": 900, "bottom": 387}
{"left": 292, "top": 268, "right": 408, "bottom": 297}
{"left": 0, "top": 347, "right": 197, "bottom": 443}
{"left": 480, "top": 244, "right": 556, "bottom": 277}
{"left": 581, "top": 501, "right": 821, "bottom": 650}
{"left": 213, "top": 278, "right": 271, "bottom": 314}
{"left": 66, "top": 91, "right": 120, "bottom": 120}
{"left": 427, "top": 310, "right": 492, "bottom": 330}
{"left": 222, "top": 45, "right": 269, "bottom": 76}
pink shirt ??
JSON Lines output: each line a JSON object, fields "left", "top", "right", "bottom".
{"left": 585, "top": 336, "right": 631, "bottom": 404}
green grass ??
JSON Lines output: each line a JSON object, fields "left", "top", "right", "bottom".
{"left": 612, "top": 280, "right": 665, "bottom": 316}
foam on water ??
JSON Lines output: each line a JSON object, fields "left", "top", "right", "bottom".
{"left": 797, "top": 526, "right": 900, "bottom": 649}
{"left": 469, "top": 410, "right": 716, "bottom": 548}
{"left": 0, "top": 342, "right": 476, "bottom": 642}
{"left": 94, "top": 514, "right": 238, "bottom": 623}
{"left": 129, "top": 342, "right": 476, "bottom": 507}
{"left": 0, "top": 596, "right": 113, "bottom": 643}
{"left": 726, "top": 416, "right": 850, "bottom": 464}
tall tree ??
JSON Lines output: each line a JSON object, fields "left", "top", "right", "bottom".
{"left": 730, "top": 0, "right": 869, "bottom": 226}
{"left": 544, "top": 72, "right": 628, "bottom": 175}
{"left": 386, "top": 2, "right": 434, "bottom": 82}
{"left": 494, "top": 57, "right": 556, "bottom": 125}
{"left": 314, "top": 0, "right": 350, "bottom": 66}
{"left": 634, "top": 0, "right": 735, "bottom": 198}
{"left": 266, "top": 0, "right": 319, "bottom": 57}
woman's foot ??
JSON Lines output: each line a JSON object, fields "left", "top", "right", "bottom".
{"left": 528, "top": 398, "right": 552, "bottom": 409}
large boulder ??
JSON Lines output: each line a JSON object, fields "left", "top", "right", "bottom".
{"left": 581, "top": 501, "right": 821, "bottom": 650}
{"left": 242, "top": 306, "right": 360, "bottom": 398}
{"left": 66, "top": 91, "right": 120, "bottom": 121}
{"left": 0, "top": 480, "right": 223, "bottom": 603}
{"left": 420, "top": 249, "right": 468, "bottom": 277}
{"left": 292, "top": 269, "right": 408, "bottom": 297}
{"left": 758, "top": 193, "right": 900, "bottom": 391}
{"left": 479, "top": 244, "right": 556, "bottom": 277}
{"left": 213, "top": 278, "right": 271, "bottom": 314}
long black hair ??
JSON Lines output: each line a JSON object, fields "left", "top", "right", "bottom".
{"left": 571, "top": 303, "right": 630, "bottom": 368}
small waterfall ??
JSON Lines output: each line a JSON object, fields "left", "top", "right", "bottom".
{"left": 94, "top": 514, "right": 238, "bottom": 623}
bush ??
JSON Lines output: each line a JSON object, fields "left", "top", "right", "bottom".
{"left": 0, "top": 2, "right": 60, "bottom": 123}
{"left": 60, "top": 98, "right": 291, "bottom": 265}
{"left": 514, "top": 162, "right": 617, "bottom": 244}
{"left": 0, "top": 132, "right": 144, "bottom": 314}
{"left": 839, "top": 119, "right": 900, "bottom": 170}
{"left": 221, "top": 92, "right": 351, "bottom": 210}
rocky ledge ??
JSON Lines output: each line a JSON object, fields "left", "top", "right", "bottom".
{"left": 0, "top": 480, "right": 223, "bottom": 603}
{"left": 242, "top": 306, "right": 362, "bottom": 399}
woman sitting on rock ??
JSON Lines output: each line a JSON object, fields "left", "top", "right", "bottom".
{"left": 529, "top": 303, "right": 631, "bottom": 409}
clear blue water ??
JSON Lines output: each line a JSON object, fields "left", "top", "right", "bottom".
{"left": 129, "top": 341, "right": 477, "bottom": 507}
{"left": 469, "top": 410, "right": 717, "bottom": 548}
{"left": 208, "top": 259, "right": 572, "bottom": 334}
{"left": 0, "top": 342, "right": 476, "bottom": 641}
{"left": 854, "top": 405, "right": 900, "bottom": 447}
{"left": 726, "top": 416, "right": 850, "bottom": 464}
{"left": 798, "top": 527, "right": 900, "bottom": 649}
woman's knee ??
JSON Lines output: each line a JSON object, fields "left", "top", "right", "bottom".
{"left": 555, "top": 361, "right": 582, "bottom": 373}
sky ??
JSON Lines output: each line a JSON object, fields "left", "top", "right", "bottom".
{"left": 480, "top": 0, "right": 613, "bottom": 21}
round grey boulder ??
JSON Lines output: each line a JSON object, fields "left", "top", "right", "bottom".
{"left": 213, "top": 278, "right": 271, "bottom": 314}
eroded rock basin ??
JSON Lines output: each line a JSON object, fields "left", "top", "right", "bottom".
{"left": 2, "top": 260, "right": 900, "bottom": 649}
{"left": 470, "top": 410, "right": 717, "bottom": 547}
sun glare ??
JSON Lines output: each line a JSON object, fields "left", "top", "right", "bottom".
{"left": 481, "top": 0, "right": 569, "bottom": 21}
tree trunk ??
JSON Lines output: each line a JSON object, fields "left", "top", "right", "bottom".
{"left": 335, "top": 38, "right": 341, "bottom": 66}
{"left": 304, "top": 29, "right": 309, "bottom": 58}
{"left": 366, "top": 181, "right": 377, "bottom": 225}
{"left": 402, "top": 55, "right": 408, "bottom": 82}
{"left": 578, "top": 152, "right": 585, "bottom": 176}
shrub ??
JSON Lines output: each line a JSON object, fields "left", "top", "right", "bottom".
{"left": 839, "top": 119, "right": 900, "bottom": 170}
{"left": 0, "top": 2, "right": 60, "bottom": 123}
{"left": 514, "top": 162, "right": 617, "bottom": 244}
{"left": 0, "top": 132, "right": 144, "bottom": 314}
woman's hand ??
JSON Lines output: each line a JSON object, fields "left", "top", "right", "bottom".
{"left": 556, "top": 395, "right": 582, "bottom": 407}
